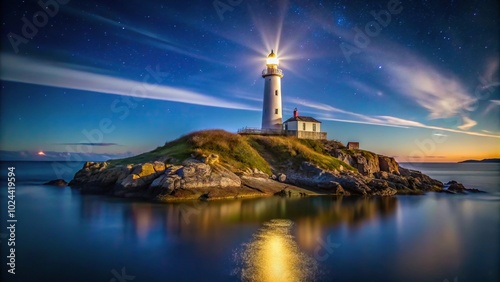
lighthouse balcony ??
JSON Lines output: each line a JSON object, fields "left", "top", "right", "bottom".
{"left": 237, "top": 127, "right": 283, "bottom": 136}
{"left": 262, "top": 68, "right": 283, "bottom": 77}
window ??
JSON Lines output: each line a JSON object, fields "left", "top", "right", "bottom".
{"left": 313, "top": 124, "right": 317, "bottom": 132}
{"left": 302, "top": 123, "right": 306, "bottom": 131}
{"left": 275, "top": 90, "right": 278, "bottom": 96}
{"left": 275, "top": 108, "right": 278, "bottom": 114}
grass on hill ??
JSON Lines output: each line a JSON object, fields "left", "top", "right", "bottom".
{"left": 109, "top": 130, "right": 271, "bottom": 174}
{"left": 247, "top": 135, "right": 356, "bottom": 172}
{"left": 186, "top": 130, "right": 271, "bottom": 174}
{"left": 338, "top": 148, "right": 378, "bottom": 161}
{"left": 109, "top": 130, "right": 355, "bottom": 174}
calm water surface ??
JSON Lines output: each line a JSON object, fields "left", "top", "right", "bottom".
{"left": 0, "top": 161, "right": 499, "bottom": 282}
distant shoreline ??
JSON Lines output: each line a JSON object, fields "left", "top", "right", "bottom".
{"left": 458, "top": 158, "right": 500, "bottom": 164}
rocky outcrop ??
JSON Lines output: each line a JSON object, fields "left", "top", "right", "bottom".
{"left": 69, "top": 158, "right": 241, "bottom": 199}
{"left": 443, "top": 180, "right": 485, "bottom": 194}
{"left": 68, "top": 133, "right": 483, "bottom": 201}
{"left": 284, "top": 162, "right": 396, "bottom": 196}
{"left": 44, "top": 179, "right": 68, "bottom": 186}
{"left": 378, "top": 155, "right": 400, "bottom": 174}
{"left": 334, "top": 150, "right": 380, "bottom": 175}
{"left": 329, "top": 149, "right": 401, "bottom": 176}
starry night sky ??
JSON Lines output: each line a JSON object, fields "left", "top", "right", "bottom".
{"left": 1, "top": 0, "right": 499, "bottom": 162}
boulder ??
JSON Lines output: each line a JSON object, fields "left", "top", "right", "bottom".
{"left": 202, "top": 153, "right": 219, "bottom": 165}
{"left": 149, "top": 162, "right": 241, "bottom": 194}
{"left": 378, "top": 155, "right": 400, "bottom": 175}
{"left": 278, "top": 173, "right": 287, "bottom": 182}
{"left": 333, "top": 150, "right": 379, "bottom": 176}
{"left": 152, "top": 161, "right": 166, "bottom": 173}
{"left": 119, "top": 174, "right": 147, "bottom": 190}
{"left": 69, "top": 162, "right": 130, "bottom": 189}
{"left": 446, "top": 180, "right": 466, "bottom": 193}
{"left": 288, "top": 162, "right": 370, "bottom": 195}
{"left": 94, "top": 166, "right": 129, "bottom": 187}
{"left": 117, "top": 162, "right": 164, "bottom": 190}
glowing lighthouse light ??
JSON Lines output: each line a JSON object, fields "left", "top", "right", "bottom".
{"left": 261, "top": 50, "right": 283, "bottom": 131}
{"left": 266, "top": 52, "right": 279, "bottom": 65}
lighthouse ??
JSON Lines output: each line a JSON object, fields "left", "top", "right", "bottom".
{"left": 261, "top": 50, "right": 283, "bottom": 131}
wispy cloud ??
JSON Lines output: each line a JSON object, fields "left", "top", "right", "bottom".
{"left": 482, "top": 57, "right": 499, "bottom": 84}
{"left": 0, "top": 54, "right": 258, "bottom": 111}
{"left": 311, "top": 14, "right": 481, "bottom": 131}
{"left": 380, "top": 54, "right": 476, "bottom": 124}
{"left": 293, "top": 99, "right": 500, "bottom": 139}
{"left": 457, "top": 116, "right": 477, "bottom": 130}
{"left": 484, "top": 99, "right": 500, "bottom": 115}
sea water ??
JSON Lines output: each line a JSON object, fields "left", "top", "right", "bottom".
{"left": 0, "top": 161, "right": 498, "bottom": 282}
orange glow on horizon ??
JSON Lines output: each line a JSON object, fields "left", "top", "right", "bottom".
{"left": 37, "top": 151, "right": 46, "bottom": 156}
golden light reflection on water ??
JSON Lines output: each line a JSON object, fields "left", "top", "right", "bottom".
{"left": 239, "top": 219, "right": 317, "bottom": 282}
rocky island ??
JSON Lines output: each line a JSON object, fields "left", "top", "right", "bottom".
{"left": 68, "top": 130, "right": 479, "bottom": 201}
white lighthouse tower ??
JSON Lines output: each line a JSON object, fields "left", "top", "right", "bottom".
{"left": 261, "top": 50, "right": 283, "bottom": 131}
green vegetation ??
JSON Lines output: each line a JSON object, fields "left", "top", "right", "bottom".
{"left": 109, "top": 130, "right": 271, "bottom": 174}
{"left": 186, "top": 130, "right": 271, "bottom": 174}
{"left": 109, "top": 138, "right": 192, "bottom": 166}
{"left": 248, "top": 135, "right": 355, "bottom": 172}
{"left": 339, "top": 148, "right": 378, "bottom": 161}
{"left": 109, "top": 130, "right": 355, "bottom": 174}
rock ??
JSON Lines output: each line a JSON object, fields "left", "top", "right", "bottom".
{"left": 149, "top": 173, "right": 181, "bottom": 195}
{"left": 67, "top": 134, "right": 452, "bottom": 200}
{"left": 333, "top": 149, "right": 379, "bottom": 176}
{"left": 332, "top": 184, "right": 347, "bottom": 195}
{"left": 399, "top": 167, "right": 412, "bottom": 177}
{"left": 179, "top": 163, "right": 211, "bottom": 179}
{"left": 119, "top": 174, "right": 146, "bottom": 190}
{"left": 372, "top": 168, "right": 443, "bottom": 194}
{"left": 43, "top": 179, "right": 68, "bottom": 186}
{"left": 150, "top": 162, "right": 241, "bottom": 192}
{"left": 317, "top": 181, "right": 348, "bottom": 195}
{"left": 378, "top": 155, "right": 400, "bottom": 175}
{"left": 465, "top": 188, "right": 486, "bottom": 193}
{"left": 278, "top": 173, "right": 287, "bottom": 182}
{"left": 152, "top": 161, "right": 166, "bottom": 173}
{"left": 274, "top": 189, "right": 287, "bottom": 197}
{"left": 203, "top": 154, "right": 219, "bottom": 165}
{"left": 374, "top": 171, "right": 389, "bottom": 179}
{"left": 289, "top": 162, "right": 370, "bottom": 195}
{"left": 94, "top": 167, "right": 129, "bottom": 187}
{"left": 445, "top": 180, "right": 472, "bottom": 193}
{"left": 299, "top": 161, "right": 324, "bottom": 175}
{"left": 117, "top": 162, "right": 163, "bottom": 190}
{"left": 69, "top": 162, "right": 131, "bottom": 190}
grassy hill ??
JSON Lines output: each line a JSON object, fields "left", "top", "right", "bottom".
{"left": 109, "top": 129, "right": 356, "bottom": 174}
